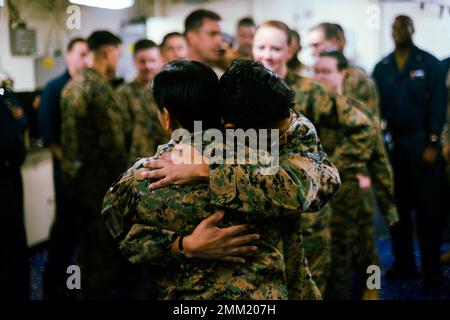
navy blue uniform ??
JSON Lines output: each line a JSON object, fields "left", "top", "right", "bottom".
{"left": 38, "top": 70, "right": 76, "bottom": 298}
{"left": 38, "top": 70, "right": 71, "bottom": 146}
{"left": 442, "top": 57, "right": 450, "bottom": 77}
{"left": 0, "top": 88, "right": 29, "bottom": 299}
{"left": 373, "top": 46, "right": 447, "bottom": 280}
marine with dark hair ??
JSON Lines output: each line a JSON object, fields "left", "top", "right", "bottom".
{"left": 309, "top": 23, "right": 396, "bottom": 299}
{"left": 102, "top": 59, "right": 341, "bottom": 299}
{"left": 184, "top": 9, "right": 224, "bottom": 76}
{"left": 61, "top": 30, "right": 144, "bottom": 299}
{"left": 160, "top": 32, "right": 189, "bottom": 63}
{"left": 308, "top": 22, "right": 345, "bottom": 57}
{"left": 235, "top": 17, "right": 256, "bottom": 59}
{"left": 38, "top": 37, "right": 89, "bottom": 299}
{"left": 118, "top": 38, "right": 167, "bottom": 165}
{"left": 253, "top": 20, "right": 375, "bottom": 298}
{"left": 218, "top": 60, "right": 341, "bottom": 298}
{"left": 315, "top": 50, "right": 397, "bottom": 299}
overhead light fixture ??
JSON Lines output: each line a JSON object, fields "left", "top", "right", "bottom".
{"left": 69, "top": 0, "right": 135, "bottom": 10}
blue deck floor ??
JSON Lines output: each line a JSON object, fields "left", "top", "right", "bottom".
{"left": 29, "top": 209, "right": 450, "bottom": 300}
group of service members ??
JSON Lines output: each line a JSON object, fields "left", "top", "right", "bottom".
{"left": 1, "top": 8, "right": 449, "bottom": 300}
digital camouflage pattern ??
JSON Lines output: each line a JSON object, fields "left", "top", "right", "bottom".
{"left": 344, "top": 67, "right": 380, "bottom": 116}
{"left": 285, "top": 72, "right": 376, "bottom": 298}
{"left": 285, "top": 73, "right": 374, "bottom": 173}
{"left": 61, "top": 67, "right": 142, "bottom": 299}
{"left": 344, "top": 66, "right": 398, "bottom": 225}
{"left": 102, "top": 111, "right": 341, "bottom": 300}
{"left": 298, "top": 207, "right": 332, "bottom": 294}
{"left": 208, "top": 111, "right": 341, "bottom": 299}
{"left": 344, "top": 68, "right": 398, "bottom": 285}
{"left": 117, "top": 80, "right": 169, "bottom": 165}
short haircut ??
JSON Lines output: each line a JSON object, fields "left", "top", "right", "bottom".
{"left": 133, "top": 39, "right": 158, "bottom": 56}
{"left": 184, "top": 9, "right": 221, "bottom": 33}
{"left": 219, "top": 59, "right": 294, "bottom": 129}
{"left": 160, "top": 32, "right": 185, "bottom": 48}
{"left": 319, "top": 50, "right": 348, "bottom": 71}
{"left": 333, "top": 23, "right": 345, "bottom": 41}
{"left": 152, "top": 60, "right": 221, "bottom": 132}
{"left": 395, "top": 15, "right": 415, "bottom": 33}
{"left": 67, "top": 37, "right": 86, "bottom": 52}
{"left": 259, "top": 20, "right": 292, "bottom": 45}
{"left": 87, "top": 30, "right": 122, "bottom": 52}
{"left": 237, "top": 17, "right": 256, "bottom": 28}
{"left": 311, "top": 23, "right": 343, "bottom": 41}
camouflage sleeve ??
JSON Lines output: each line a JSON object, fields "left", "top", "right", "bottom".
{"left": 98, "top": 90, "right": 128, "bottom": 178}
{"left": 101, "top": 167, "right": 184, "bottom": 267}
{"left": 209, "top": 161, "right": 317, "bottom": 218}
{"left": 365, "top": 77, "right": 381, "bottom": 119}
{"left": 330, "top": 94, "right": 375, "bottom": 176}
{"left": 209, "top": 118, "right": 340, "bottom": 218}
{"left": 368, "top": 135, "right": 399, "bottom": 225}
{"left": 116, "top": 85, "right": 134, "bottom": 161}
{"left": 347, "top": 71, "right": 381, "bottom": 120}
{"left": 60, "top": 83, "right": 83, "bottom": 186}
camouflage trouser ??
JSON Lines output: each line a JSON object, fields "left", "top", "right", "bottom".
{"left": 325, "top": 175, "right": 364, "bottom": 300}
{"left": 73, "top": 200, "right": 150, "bottom": 300}
{"left": 300, "top": 206, "right": 332, "bottom": 295}
{"left": 354, "top": 190, "right": 381, "bottom": 289}
{"left": 368, "top": 142, "right": 398, "bottom": 225}
{"left": 282, "top": 216, "right": 322, "bottom": 300}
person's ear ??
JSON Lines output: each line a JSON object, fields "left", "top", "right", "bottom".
{"left": 185, "top": 31, "right": 195, "bottom": 46}
{"left": 161, "top": 107, "right": 172, "bottom": 132}
{"left": 101, "top": 46, "right": 109, "bottom": 60}
{"left": 162, "top": 107, "right": 180, "bottom": 132}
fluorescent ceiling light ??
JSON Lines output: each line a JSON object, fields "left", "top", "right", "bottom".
{"left": 69, "top": 0, "right": 135, "bottom": 10}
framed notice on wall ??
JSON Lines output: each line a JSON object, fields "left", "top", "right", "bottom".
{"left": 10, "top": 26, "right": 37, "bottom": 56}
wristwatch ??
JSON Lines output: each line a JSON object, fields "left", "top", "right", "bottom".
{"left": 178, "top": 235, "right": 187, "bottom": 256}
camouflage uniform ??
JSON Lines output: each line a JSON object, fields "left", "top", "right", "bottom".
{"left": 102, "top": 111, "right": 341, "bottom": 300}
{"left": 208, "top": 111, "right": 341, "bottom": 299}
{"left": 117, "top": 80, "right": 168, "bottom": 165}
{"left": 61, "top": 67, "right": 144, "bottom": 299}
{"left": 344, "top": 67, "right": 398, "bottom": 286}
{"left": 285, "top": 72, "right": 375, "bottom": 299}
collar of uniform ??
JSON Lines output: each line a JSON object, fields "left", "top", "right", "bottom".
{"left": 131, "top": 78, "right": 152, "bottom": 90}
{"left": 284, "top": 70, "right": 302, "bottom": 87}
{"left": 82, "top": 67, "right": 110, "bottom": 86}
{"left": 384, "top": 45, "right": 423, "bottom": 66}
{"left": 62, "top": 69, "right": 72, "bottom": 81}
